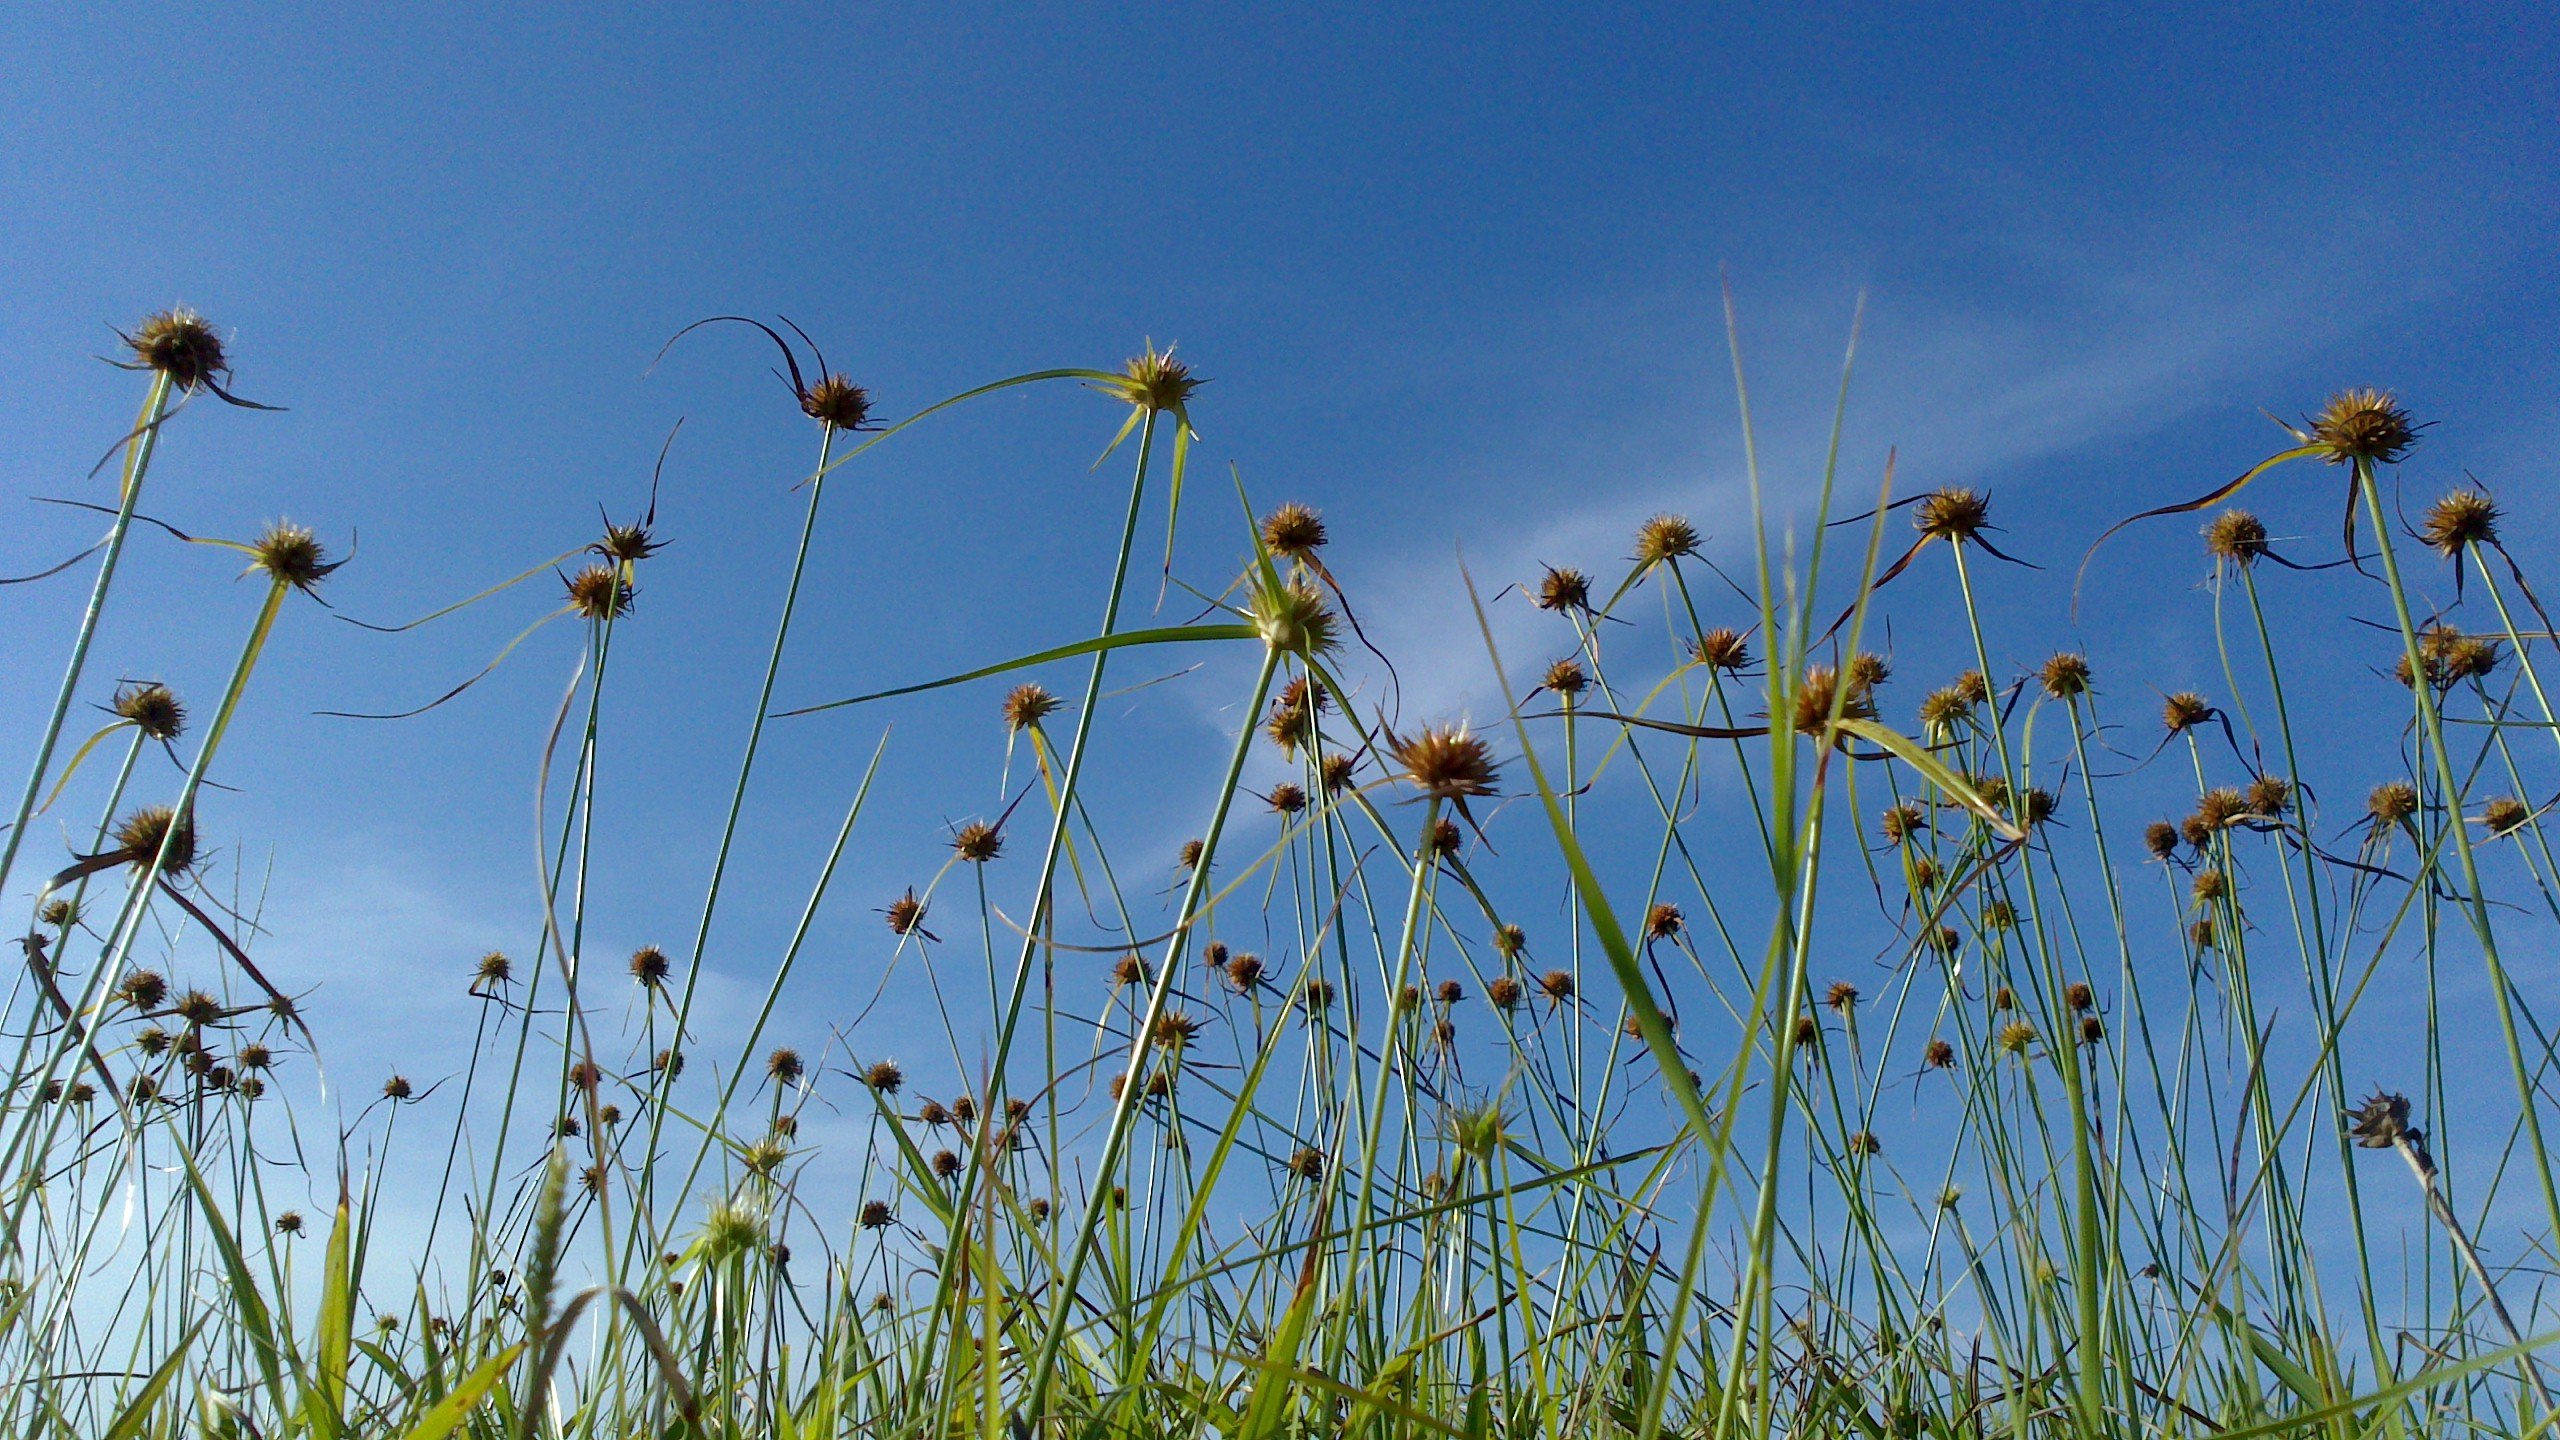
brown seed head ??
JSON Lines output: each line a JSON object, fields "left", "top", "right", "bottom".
{"left": 1692, "top": 627, "right": 1751, "bottom": 672}
{"left": 1997, "top": 1021, "right": 2036, "bottom": 1056}
{"left": 885, "top": 889, "right": 928, "bottom": 936}
{"left": 1103, "top": 343, "right": 1202, "bottom": 414}
{"left": 1792, "top": 1014, "right": 1821, "bottom": 1049}
{"left": 1634, "top": 513, "right": 1701, "bottom": 563}
{"left": 2079, "top": 1015, "right": 2106, "bottom": 1044}
{"left": 126, "top": 309, "right": 230, "bottom": 390}
{"left": 2162, "top": 693, "right": 2212, "bottom": 734}
{"left": 115, "top": 806, "right": 196, "bottom": 874}
{"left": 2367, "top": 781, "right": 2420, "bottom": 825}
{"left": 801, "top": 375, "right": 874, "bottom": 429}
{"left": 1542, "top": 657, "right": 1588, "bottom": 697}
{"left": 2190, "top": 918, "right": 2218, "bottom": 950}
{"left": 2244, "top": 775, "right": 2293, "bottom": 817}
{"left": 1252, "top": 577, "right": 1339, "bottom": 656}
{"left": 1533, "top": 566, "right": 1591, "bottom": 613}
{"left": 248, "top": 522, "right": 335, "bottom": 593}
{"left": 1537, "top": 969, "right": 1575, "bottom": 1003}
{"left": 2142, "top": 820, "right": 2179, "bottom": 859}
{"left": 629, "top": 946, "right": 669, "bottom": 986}
{"left": 1111, "top": 953, "right": 1147, "bottom": 986}
{"left": 1793, "top": 665, "right": 1878, "bottom": 737}
{"left": 1298, "top": 976, "right": 1335, "bottom": 1012}
{"left": 566, "top": 564, "right": 632, "bottom": 621}
{"left": 931, "top": 1149, "right": 962, "bottom": 1179}
{"left": 1435, "top": 978, "right": 1464, "bottom": 1004}
{"left": 2310, "top": 389, "right": 2416, "bottom": 465}
{"left": 863, "top": 1060, "right": 904, "bottom": 1094}
{"left": 568, "top": 1060, "right": 602, "bottom": 1091}
{"left": 1287, "top": 1146, "right": 1326, "bottom": 1181}
{"left": 1177, "top": 837, "right": 1205, "bottom": 870}
{"left": 2040, "top": 653, "right": 2092, "bottom": 699}
{"left": 1846, "top": 1130, "right": 1881, "bottom": 1156}
{"left": 1923, "top": 1038, "right": 1955, "bottom": 1069}
{"left": 383, "top": 1075, "right": 413, "bottom": 1101}
{"left": 1918, "top": 687, "right": 1970, "bottom": 732}
{"left": 112, "top": 683, "right": 185, "bottom": 740}
{"left": 2482, "top": 797, "right": 2531, "bottom": 837}
{"left": 1879, "top": 803, "right": 1925, "bottom": 845}
{"left": 1487, "top": 975, "right": 1523, "bottom": 1011}
{"left": 2191, "top": 869, "right": 2228, "bottom": 902}
{"left": 120, "top": 970, "right": 167, "bottom": 1010}
{"left": 768, "top": 1048, "right": 804, "bottom": 1084}
{"left": 951, "top": 822, "right": 1002, "bottom": 863}
{"left": 2421, "top": 490, "right": 2499, "bottom": 556}
{"left": 950, "top": 1095, "right": 977, "bottom": 1123}
{"left": 1318, "top": 752, "right": 1357, "bottom": 795}
{"left": 1259, "top": 503, "right": 1327, "bottom": 560}
{"left": 1224, "top": 952, "right": 1265, "bottom": 991}
{"left": 1150, "top": 1011, "right": 1201, "bottom": 1048}
{"left": 1644, "top": 902, "right": 1684, "bottom": 940}
{"left": 476, "top": 951, "right": 513, "bottom": 984}
{"left": 1493, "top": 922, "right": 1527, "bottom": 959}
{"left": 2205, "top": 510, "right": 2270, "bottom": 565}
{"left": 1825, "top": 981, "right": 1860, "bottom": 1013}
{"left": 1393, "top": 723, "right": 1498, "bottom": 800}
{"left": 2065, "top": 981, "right": 2095, "bottom": 1012}
{"left": 2347, "top": 1091, "right": 2415, "bottom": 1148}
{"left": 1915, "top": 488, "right": 1991, "bottom": 541}
{"left": 1266, "top": 781, "right": 1307, "bottom": 815}
{"left": 654, "top": 1048, "right": 683, "bottom": 1077}
{"left": 596, "top": 520, "right": 661, "bottom": 564}
{"left": 1002, "top": 683, "right": 1059, "bottom": 732}
{"left": 1424, "top": 817, "right": 1463, "bottom": 859}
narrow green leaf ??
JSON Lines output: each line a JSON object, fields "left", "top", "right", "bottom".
{"left": 777, "top": 624, "right": 1256, "bottom": 716}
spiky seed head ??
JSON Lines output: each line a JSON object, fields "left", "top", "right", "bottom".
{"left": 1542, "top": 657, "right": 1588, "bottom": 697}
{"left": 742, "top": 1137, "right": 789, "bottom": 1177}
{"left": 1993, "top": 986, "right": 2016, "bottom": 1011}
{"left": 949, "top": 1095, "right": 977, "bottom": 1123}
{"left": 1424, "top": 817, "right": 1463, "bottom": 858}
{"left": 566, "top": 564, "right": 632, "bottom": 620}
{"left": 129, "top": 1075, "right": 160, "bottom": 1102}
{"left": 1259, "top": 503, "right": 1327, "bottom": 560}
{"left": 275, "top": 1210, "right": 304, "bottom": 1235}
{"left": 1433, "top": 1016, "right": 1458, "bottom": 1047}
{"left": 1151, "top": 1011, "right": 1201, "bottom": 1049}
{"left": 115, "top": 805, "right": 196, "bottom": 873}
{"left": 597, "top": 520, "right": 661, "bottom": 564}
{"left": 112, "top": 683, "right": 185, "bottom": 740}
{"left": 1002, "top": 683, "right": 1060, "bottom": 732}
{"left": 1103, "top": 343, "right": 1202, "bottom": 414}
{"left": 119, "top": 970, "right": 167, "bottom": 1010}
{"left": 1879, "top": 803, "right": 1925, "bottom": 845}
{"left": 1908, "top": 855, "right": 1940, "bottom": 888}
{"left": 1825, "top": 981, "right": 1860, "bottom": 1012}
{"left": 768, "top": 1048, "right": 804, "bottom": 1084}
{"left": 1493, "top": 922, "right": 1527, "bottom": 959}
{"left": 1645, "top": 902, "right": 1684, "bottom": 940}
{"left": 1997, "top": 1021, "right": 2036, "bottom": 1055}
{"left": 1319, "top": 752, "right": 1357, "bottom": 795}
{"left": 568, "top": 1060, "right": 602, "bottom": 1091}
{"left": 1027, "top": 1197, "right": 1051, "bottom": 1222}
{"left": 2310, "top": 389, "right": 2416, "bottom": 465}
{"left": 37, "top": 897, "right": 78, "bottom": 927}
{"left": 248, "top": 522, "right": 334, "bottom": 593}
{"left": 2193, "top": 787, "right": 2248, "bottom": 835}
{"left": 1224, "top": 952, "right": 1265, "bottom": 991}
{"left": 1918, "top": 687, "right": 1970, "bottom": 732}
{"left": 1923, "top": 1038, "right": 1955, "bottom": 1069}
{"left": 859, "top": 1199, "right": 893, "bottom": 1230}
{"left": 629, "top": 946, "right": 669, "bottom": 986}
{"left": 599, "top": 1104, "right": 622, "bottom": 1125}
{"left": 2080, "top": 1015, "right": 2106, "bottom": 1044}
{"left": 2347, "top": 1091, "right": 2414, "bottom": 1148}
{"left": 555, "top": 1115, "right": 580, "bottom": 1138}
{"left": 951, "top": 822, "right": 1002, "bottom": 863}
{"left": 2422, "top": 490, "right": 2499, "bottom": 556}
{"left": 2482, "top": 797, "right": 2531, "bottom": 836}
{"left": 2192, "top": 869, "right": 2229, "bottom": 902}
{"left": 1847, "top": 1130, "right": 1881, "bottom": 1156}
{"left": 1487, "top": 975, "right": 1523, "bottom": 1011}
{"left": 1299, "top": 976, "right": 1336, "bottom": 1012}
{"left": 1692, "top": 627, "right": 1751, "bottom": 672}
{"left": 477, "top": 951, "right": 514, "bottom": 983}
{"left": 885, "top": 889, "right": 928, "bottom": 936}
{"left": 862, "top": 1060, "right": 903, "bottom": 1094}
{"left": 68, "top": 1080, "right": 97, "bottom": 1104}
{"left": 127, "top": 309, "right": 229, "bottom": 389}
{"left": 2142, "top": 821, "right": 2179, "bottom": 859}
{"left": 1203, "top": 941, "right": 1229, "bottom": 971}
{"left": 2162, "top": 693, "right": 2211, "bottom": 733}
{"left": 1435, "top": 978, "right": 1464, "bottom": 1004}
{"left": 383, "top": 1075, "right": 413, "bottom": 1100}
{"left": 1266, "top": 781, "right": 1306, "bottom": 815}
{"left": 1532, "top": 566, "right": 1592, "bottom": 614}
{"left": 2063, "top": 982, "right": 2095, "bottom": 1013}
{"left": 137, "top": 1025, "right": 171, "bottom": 1055}
{"left": 2205, "top": 510, "right": 2270, "bottom": 564}
{"left": 1849, "top": 652, "right": 1893, "bottom": 691}
{"left": 1287, "top": 1146, "right": 1326, "bottom": 1181}
{"left": 1915, "top": 488, "right": 1991, "bottom": 541}
{"left": 1926, "top": 925, "right": 1960, "bottom": 954}
{"left": 801, "top": 375, "right": 874, "bottom": 430}
{"left": 2035, "top": 653, "right": 2091, "bottom": 701}
{"left": 1792, "top": 665, "right": 1878, "bottom": 737}
{"left": 930, "top": 1148, "right": 962, "bottom": 1179}
{"left": 1111, "top": 953, "right": 1147, "bottom": 986}
{"left": 2190, "top": 918, "right": 2218, "bottom": 950}
{"left": 1177, "top": 837, "right": 1205, "bottom": 870}
{"left": 1980, "top": 899, "right": 2016, "bottom": 930}
{"left": 1393, "top": 723, "right": 1498, "bottom": 800}
{"left": 1252, "top": 577, "right": 1339, "bottom": 657}
{"left": 1792, "top": 1014, "right": 1821, "bottom": 1049}
{"left": 2019, "top": 787, "right": 2057, "bottom": 827}
{"left": 1634, "top": 513, "right": 1700, "bottom": 563}
{"left": 1537, "top": 969, "right": 1575, "bottom": 1003}
{"left": 2368, "top": 781, "right": 2420, "bottom": 825}
{"left": 702, "top": 1200, "right": 765, "bottom": 1258}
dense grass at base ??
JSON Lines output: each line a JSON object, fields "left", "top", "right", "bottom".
{"left": 3, "top": 312, "right": 2556, "bottom": 1438}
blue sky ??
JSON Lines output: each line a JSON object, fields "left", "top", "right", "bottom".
{"left": 3, "top": 4, "right": 2557, "bottom": 1216}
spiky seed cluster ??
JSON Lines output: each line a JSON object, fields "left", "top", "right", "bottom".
{"left": 2161, "top": 693, "right": 2211, "bottom": 734}
{"left": 1393, "top": 724, "right": 1498, "bottom": 801}
{"left": 768, "top": 1048, "right": 804, "bottom": 1084}
{"left": 1997, "top": 1021, "right": 2036, "bottom": 1056}
{"left": 2348, "top": 1091, "right": 2415, "bottom": 1148}
{"left": 1533, "top": 567, "right": 1591, "bottom": 613}
{"left": 2422, "top": 490, "right": 2499, "bottom": 556}
{"left": 951, "top": 822, "right": 1002, "bottom": 863}
{"left": 2143, "top": 821, "right": 2179, "bottom": 858}
{"left": 1252, "top": 577, "right": 1339, "bottom": 657}
{"left": 1424, "top": 817, "right": 1463, "bottom": 858}
{"left": 1846, "top": 1131, "right": 1881, "bottom": 1156}
{"left": 1923, "top": 1038, "right": 1956, "bottom": 1069}
{"left": 121, "top": 971, "right": 168, "bottom": 1009}
{"left": 1537, "top": 969, "right": 1575, "bottom": 1003}
{"left": 2368, "top": 781, "right": 2420, "bottom": 825}
{"left": 249, "top": 523, "right": 334, "bottom": 593}
{"left": 1299, "top": 977, "right": 1335, "bottom": 1012}
{"left": 597, "top": 521, "right": 661, "bottom": 564}
{"left": 2080, "top": 1015, "right": 2105, "bottom": 1044}
{"left": 2190, "top": 918, "right": 2218, "bottom": 950}
{"left": 1645, "top": 902, "right": 1684, "bottom": 940}
{"left": 2205, "top": 510, "right": 2270, "bottom": 565}
{"left": 2192, "top": 869, "right": 2228, "bottom": 902}
{"left": 1542, "top": 657, "right": 1588, "bottom": 697}
{"left": 1264, "top": 676, "right": 1328, "bottom": 755}
{"left": 2310, "top": 390, "right": 2416, "bottom": 465}
{"left": 1634, "top": 513, "right": 1700, "bottom": 563}
{"left": 862, "top": 1061, "right": 904, "bottom": 1094}
{"left": 1111, "top": 954, "right": 1147, "bottom": 986}
{"left": 1825, "top": 981, "right": 1859, "bottom": 1012}
{"left": 1918, "top": 687, "right": 1971, "bottom": 732}
{"left": 801, "top": 376, "right": 873, "bottom": 430}
{"left": 2244, "top": 775, "right": 2292, "bottom": 818}
{"left": 1287, "top": 1147, "right": 1326, "bottom": 1181}
{"left": 2482, "top": 797, "right": 2531, "bottom": 837}
{"left": 2040, "top": 653, "right": 2092, "bottom": 699}
{"left": 654, "top": 1048, "right": 683, "bottom": 1076}
{"left": 112, "top": 683, "right": 185, "bottom": 740}
{"left": 1224, "top": 952, "right": 1264, "bottom": 991}
{"left": 1849, "top": 653, "right": 1893, "bottom": 691}
{"left": 1792, "top": 665, "right": 1878, "bottom": 737}
{"left": 740, "top": 1137, "right": 789, "bottom": 1178}
{"left": 1993, "top": 986, "right": 2016, "bottom": 1011}
{"left": 2019, "top": 788, "right": 2057, "bottom": 827}
{"left": 566, "top": 564, "right": 633, "bottom": 620}
{"left": 2064, "top": 982, "right": 2095, "bottom": 1012}
{"left": 1260, "top": 503, "right": 1327, "bottom": 560}
{"left": 569, "top": 1060, "right": 602, "bottom": 1091}
{"left": 1879, "top": 803, "right": 1925, "bottom": 845}
{"left": 625, "top": 945, "right": 670, "bottom": 988}
{"left": 1002, "top": 683, "right": 1059, "bottom": 732}
{"left": 1493, "top": 923, "right": 1527, "bottom": 959}
{"left": 1104, "top": 344, "right": 1202, "bottom": 414}
{"left": 884, "top": 889, "right": 928, "bottom": 936}
{"left": 1792, "top": 1014, "right": 1821, "bottom": 1049}
{"left": 126, "top": 309, "right": 233, "bottom": 391}
{"left": 930, "top": 1149, "right": 962, "bottom": 1179}
{"left": 383, "top": 1075, "right": 414, "bottom": 1100}
{"left": 950, "top": 1095, "right": 977, "bottom": 1123}
{"left": 115, "top": 806, "right": 196, "bottom": 874}
{"left": 1916, "top": 488, "right": 1991, "bottom": 541}
{"left": 2394, "top": 624, "right": 2500, "bottom": 690}
{"left": 859, "top": 1199, "right": 893, "bottom": 1230}
{"left": 1692, "top": 628, "right": 1751, "bottom": 672}
{"left": 1435, "top": 978, "right": 1464, "bottom": 1004}
{"left": 1486, "top": 975, "right": 1523, "bottom": 1011}
{"left": 1177, "top": 837, "right": 1205, "bottom": 870}
{"left": 1151, "top": 1011, "right": 1201, "bottom": 1049}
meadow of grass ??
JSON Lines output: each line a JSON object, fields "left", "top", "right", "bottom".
{"left": 4, "top": 306, "right": 2559, "bottom": 1438}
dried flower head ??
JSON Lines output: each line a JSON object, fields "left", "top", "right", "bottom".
{"left": 1177, "top": 837, "right": 1205, "bottom": 870}
{"left": 2348, "top": 1091, "right": 2415, "bottom": 1148}
{"left": 1693, "top": 627, "right": 1751, "bottom": 672}
{"left": 476, "top": 951, "right": 513, "bottom": 984}
{"left": 2310, "top": 389, "right": 2416, "bottom": 466}
{"left": 1533, "top": 566, "right": 1592, "bottom": 614}
{"left": 596, "top": 519, "right": 662, "bottom": 565}
{"left": 1319, "top": 752, "right": 1357, "bottom": 795}
{"left": 114, "top": 805, "right": 196, "bottom": 874}
{"left": 1252, "top": 577, "right": 1339, "bottom": 656}
{"left": 2481, "top": 797, "right": 2532, "bottom": 837}
{"left": 951, "top": 822, "right": 1003, "bottom": 863}
{"left": 1393, "top": 723, "right": 1498, "bottom": 801}
{"left": 2040, "top": 653, "right": 2092, "bottom": 699}
{"left": 2064, "top": 981, "right": 2096, "bottom": 1012}
{"left": 1266, "top": 781, "right": 1307, "bottom": 815}
{"left": 2205, "top": 510, "right": 2270, "bottom": 565}
{"left": 1908, "top": 855, "right": 1940, "bottom": 888}
{"left": 1435, "top": 978, "right": 1464, "bottom": 1004}
{"left": 1298, "top": 976, "right": 1336, "bottom": 1012}
{"left": 884, "top": 888, "right": 929, "bottom": 937}
{"left": 2162, "top": 693, "right": 2212, "bottom": 734}
{"left": 1111, "top": 953, "right": 1147, "bottom": 986}
{"left": 1542, "top": 657, "right": 1588, "bottom": 697}
{"left": 1846, "top": 1131, "right": 1881, "bottom": 1156}
{"left": 862, "top": 1060, "right": 904, "bottom": 1094}
{"left": 569, "top": 1060, "right": 602, "bottom": 1091}
{"left": 1151, "top": 1010, "right": 1202, "bottom": 1049}
{"left": 801, "top": 375, "right": 873, "bottom": 430}
{"left": 1634, "top": 513, "right": 1701, "bottom": 563}
{"left": 2080, "top": 1015, "right": 2106, "bottom": 1044}
{"left": 2191, "top": 869, "right": 2229, "bottom": 902}
{"left": 124, "top": 309, "right": 231, "bottom": 391}
{"left": 1997, "top": 1021, "right": 2036, "bottom": 1056}
{"left": 1486, "top": 975, "right": 1524, "bottom": 1012}
{"left": 1792, "top": 1014, "right": 1821, "bottom": 1049}
{"left": 2142, "top": 820, "right": 2179, "bottom": 859}
{"left": 930, "top": 1149, "right": 962, "bottom": 1179}
{"left": 1993, "top": 986, "right": 2016, "bottom": 1011}
{"left": 2189, "top": 918, "right": 2218, "bottom": 950}
{"left": 859, "top": 1199, "right": 893, "bottom": 1230}
{"left": 1493, "top": 922, "right": 1527, "bottom": 959}
{"left": 566, "top": 564, "right": 632, "bottom": 621}
{"left": 275, "top": 1210, "right": 305, "bottom": 1236}
{"left": 2367, "top": 781, "right": 2420, "bottom": 826}
{"left": 1424, "top": 816, "right": 1463, "bottom": 859}
{"left": 1878, "top": 803, "right": 1925, "bottom": 845}
{"left": 1982, "top": 899, "right": 2017, "bottom": 930}
{"left": 1224, "top": 952, "right": 1265, "bottom": 991}
{"left": 1100, "top": 342, "right": 1202, "bottom": 414}
{"left": 1537, "top": 969, "right": 1576, "bottom": 1003}
{"left": 1918, "top": 687, "right": 1971, "bottom": 733}
{"left": 383, "top": 1075, "right": 413, "bottom": 1101}
{"left": 248, "top": 522, "right": 337, "bottom": 593}
{"left": 1260, "top": 503, "right": 1327, "bottom": 560}
{"left": 767, "top": 1048, "right": 804, "bottom": 1084}
{"left": 1923, "top": 1038, "right": 1955, "bottom": 1069}
{"left": 1792, "top": 665, "right": 1878, "bottom": 737}
{"left": 1644, "top": 902, "right": 1684, "bottom": 940}
{"left": 1916, "top": 488, "right": 1991, "bottom": 542}
{"left": 119, "top": 970, "right": 167, "bottom": 1010}
{"left": 949, "top": 1095, "right": 977, "bottom": 1124}
{"left": 629, "top": 946, "right": 669, "bottom": 987}
{"left": 2422, "top": 490, "right": 2499, "bottom": 556}
{"left": 654, "top": 1048, "right": 684, "bottom": 1078}
{"left": 112, "top": 683, "right": 185, "bottom": 740}
{"left": 1825, "top": 981, "right": 1860, "bottom": 1013}
{"left": 1287, "top": 1146, "right": 1327, "bottom": 1182}
{"left": 1002, "top": 684, "right": 1060, "bottom": 732}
